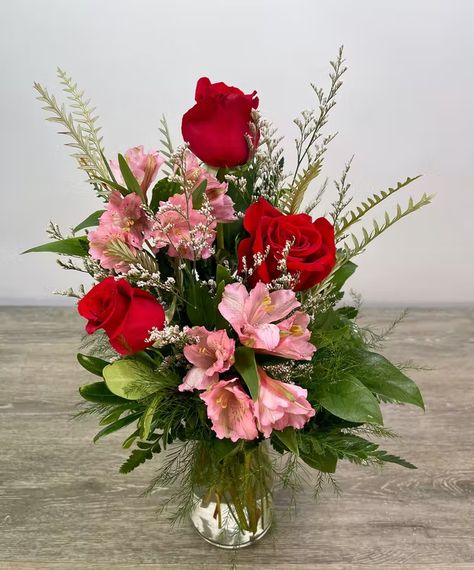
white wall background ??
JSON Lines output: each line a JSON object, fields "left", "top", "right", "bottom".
{"left": 1, "top": 0, "right": 473, "bottom": 305}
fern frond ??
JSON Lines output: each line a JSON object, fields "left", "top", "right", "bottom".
{"left": 281, "top": 160, "right": 322, "bottom": 214}
{"left": 105, "top": 239, "right": 159, "bottom": 274}
{"left": 335, "top": 176, "right": 421, "bottom": 239}
{"left": 34, "top": 78, "right": 109, "bottom": 193}
{"left": 57, "top": 68, "right": 108, "bottom": 176}
{"left": 340, "top": 193, "right": 433, "bottom": 261}
{"left": 159, "top": 115, "right": 174, "bottom": 175}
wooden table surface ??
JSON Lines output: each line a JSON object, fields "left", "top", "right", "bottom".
{"left": 0, "top": 306, "right": 473, "bottom": 570}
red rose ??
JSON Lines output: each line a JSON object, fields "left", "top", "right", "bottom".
{"left": 78, "top": 277, "right": 165, "bottom": 355}
{"left": 238, "top": 198, "right": 336, "bottom": 291}
{"left": 181, "top": 77, "right": 259, "bottom": 168}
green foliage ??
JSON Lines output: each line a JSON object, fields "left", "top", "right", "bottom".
{"left": 191, "top": 180, "right": 207, "bottom": 209}
{"left": 93, "top": 411, "right": 143, "bottom": 443}
{"left": 280, "top": 160, "right": 322, "bottom": 214}
{"left": 233, "top": 346, "right": 260, "bottom": 401}
{"left": 149, "top": 178, "right": 181, "bottom": 212}
{"left": 348, "top": 349, "right": 425, "bottom": 409}
{"left": 120, "top": 435, "right": 162, "bottom": 474}
{"left": 339, "top": 193, "right": 433, "bottom": 262}
{"left": 73, "top": 210, "right": 104, "bottom": 233}
{"left": 117, "top": 153, "right": 145, "bottom": 201}
{"left": 314, "top": 374, "right": 383, "bottom": 425}
{"left": 158, "top": 115, "right": 174, "bottom": 173}
{"left": 301, "top": 430, "right": 416, "bottom": 470}
{"left": 77, "top": 353, "right": 109, "bottom": 377}
{"left": 185, "top": 275, "right": 216, "bottom": 329}
{"left": 23, "top": 236, "right": 89, "bottom": 257}
{"left": 79, "top": 381, "right": 129, "bottom": 405}
{"left": 335, "top": 176, "right": 421, "bottom": 238}
{"left": 273, "top": 427, "right": 299, "bottom": 455}
{"left": 34, "top": 70, "right": 109, "bottom": 191}
{"left": 102, "top": 359, "right": 165, "bottom": 400}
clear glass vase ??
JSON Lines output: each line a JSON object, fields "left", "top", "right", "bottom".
{"left": 190, "top": 440, "right": 273, "bottom": 549}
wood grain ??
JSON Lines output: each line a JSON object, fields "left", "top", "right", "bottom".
{"left": 0, "top": 307, "right": 473, "bottom": 569}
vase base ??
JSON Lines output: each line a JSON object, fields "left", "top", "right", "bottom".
{"left": 193, "top": 520, "right": 272, "bottom": 550}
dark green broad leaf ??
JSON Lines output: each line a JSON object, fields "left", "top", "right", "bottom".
{"left": 336, "top": 306, "right": 359, "bottom": 319}
{"left": 233, "top": 346, "right": 260, "bottom": 401}
{"left": 315, "top": 374, "right": 383, "bottom": 425}
{"left": 118, "top": 153, "right": 145, "bottom": 201}
{"left": 300, "top": 450, "right": 338, "bottom": 473}
{"left": 149, "top": 178, "right": 181, "bottom": 212}
{"left": 77, "top": 353, "right": 109, "bottom": 377}
{"left": 191, "top": 179, "right": 207, "bottom": 209}
{"left": 273, "top": 427, "right": 299, "bottom": 455}
{"left": 350, "top": 349, "right": 424, "bottom": 409}
{"left": 216, "top": 264, "right": 233, "bottom": 286}
{"left": 102, "top": 359, "right": 160, "bottom": 400}
{"left": 79, "top": 381, "right": 129, "bottom": 405}
{"left": 93, "top": 411, "right": 142, "bottom": 443}
{"left": 73, "top": 210, "right": 105, "bottom": 233}
{"left": 22, "top": 236, "right": 89, "bottom": 257}
{"left": 331, "top": 261, "right": 357, "bottom": 292}
{"left": 186, "top": 276, "right": 215, "bottom": 329}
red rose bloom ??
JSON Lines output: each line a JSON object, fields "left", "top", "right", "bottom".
{"left": 78, "top": 277, "right": 165, "bottom": 355}
{"left": 238, "top": 198, "right": 336, "bottom": 291}
{"left": 181, "top": 77, "right": 259, "bottom": 168}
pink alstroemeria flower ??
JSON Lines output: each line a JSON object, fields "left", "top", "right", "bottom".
{"left": 200, "top": 379, "right": 258, "bottom": 442}
{"left": 111, "top": 146, "right": 165, "bottom": 194}
{"left": 151, "top": 193, "right": 216, "bottom": 260}
{"left": 183, "top": 150, "right": 236, "bottom": 223}
{"left": 179, "top": 327, "right": 236, "bottom": 392}
{"left": 254, "top": 367, "right": 315, "bottom": 437}
{"left": 218, "top": 282, "right": 315, "bottom": 360}
{"left": 88, "top": 191, "right": 152, "bottom": 272}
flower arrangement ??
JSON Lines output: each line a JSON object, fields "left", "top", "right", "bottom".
{"left": 26, "top": 49, "right": 430, "bottom": 549}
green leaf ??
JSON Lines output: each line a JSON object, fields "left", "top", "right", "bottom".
{"left": 216, "top": 264, "right": 233, "bottom": 285}
{"left": 22, "top": 236, "right": 89, "bottom": 257}
{"left": 331, "top": 261, "right": 357, "bottom": 292}
{"left": 102, "top": 359, "right": 159, "bottom": 400}
{"left": 140, "top": 394, "right": 160, "bottom": 440}
{"left": 300, "top": 450, "right": 338, "bottom": 473}
{"left": 191, "top": 180, "right": 207, "bottom": 209}
{"left": 92, "top": 176, "right": 130, "bottom": 196}
{"left": 122, "top": 429, "right": 139, "bottom": 449}
{"left": 186, "top": 276, "right": 215, "bottom": 328}
{"left": 212, "top": 438, "right": 238, "bottom": 462}
{"left": 99, "top": 404, "right": 131, "bottom": 425}
{"left": 93, "top": 411, "right": 142, "bottom": 443}
{"left": 73, "top": 210, "right": 105, "bottom": 233}
{"left": 349, "top": 349, "right": 424, "bottom": 409}
{"left": 315, "top": 374, "right": 383, "bottom": 425}
{"left": 77, "top": 353, "right": 109, "bottom": 377}
{"left": 233, "top": 346, "right": 260, "bottom": 401}
{"left": 118, "top": 153, "right": 144, "bottom": 201}
{"left": 273, "top": 427, "right": 299, "bottom": 455}
{"left": 149, "top": 178, "right": 181, "bottom": 212}
{"left": 79, "top": 381, "right": 129, "bottom": 405}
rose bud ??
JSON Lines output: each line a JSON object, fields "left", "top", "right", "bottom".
{"left": 181, "top": 77, "right": 259, "bottom": 168}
